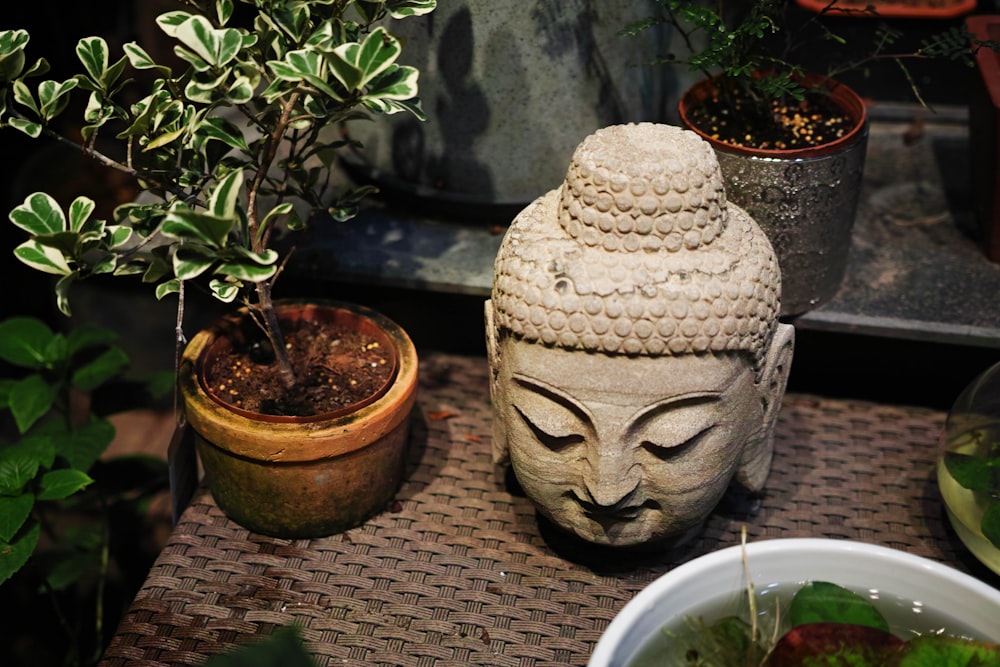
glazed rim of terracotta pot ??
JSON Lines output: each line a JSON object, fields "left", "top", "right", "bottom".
{"left": 197, "top": 301, "right": 400, "bottom": 423}
{"left": 794, "top": 0, "right": 976, "bottom": 20}
{"left": 679, "top": 72, "right": 868, "bottom": 160}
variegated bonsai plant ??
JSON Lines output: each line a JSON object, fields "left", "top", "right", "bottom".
{"left": 0, "top": 0, "right": 434, "bottom": 390}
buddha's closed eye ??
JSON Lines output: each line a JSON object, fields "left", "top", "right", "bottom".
{"left": 510, "top": 376, "right": 589, "bottom": 451}
{"left": 639, "top": 424, "right": 715, "bottom": 460}
{"left": 514, "top": 406, "right": 584, "bottom": 450}
{"left": 630, "top": 396, "right": 721, "bottom": 461}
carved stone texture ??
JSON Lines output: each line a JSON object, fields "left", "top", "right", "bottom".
{"left": 486, "top": 123, "right": 795, "bottom": 548}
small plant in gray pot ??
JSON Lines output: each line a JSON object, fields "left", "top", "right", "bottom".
{"left": 623, "top": 0, "right": 997, "bottom": 316}
{"left": 1, "top": 0, "right": 435, "bottom": 539}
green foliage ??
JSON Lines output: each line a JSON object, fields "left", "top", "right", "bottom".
{"left": 204, "top": 625, "right": 317, "bottom": 667}
{"left": 0, "top": 0, "right": 435, "bottom": 380}
{"left": 0, "top": 316, "right": 127, "bottom": 585}
{"left": 622, "top": 1, "right": 1000, "bottom": 120}
{"left": 944, "top": 429, "right": 1000, "bottom": 549}
{"left": 788, "top": 581, "right": 889, "bottom": 633}
{"left": 0, "top": 316, "right": 169, "bottom": 666}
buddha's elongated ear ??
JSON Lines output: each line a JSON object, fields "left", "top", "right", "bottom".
{"left": 736, "top": 323, "right": 795, "bottom": 492}
{"left": 484, "top": 300, "right": 510, "bottom": 466}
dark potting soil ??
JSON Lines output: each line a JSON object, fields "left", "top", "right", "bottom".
{"left": 203, "top": 318, "right": 395, "bottom": 417}
{"left": 686, "top": 91, "right": 855, "bottom": 150}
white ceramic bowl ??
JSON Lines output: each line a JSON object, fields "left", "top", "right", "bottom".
{"left": 589, "top": 538, "right": 1000, "bottom": 666}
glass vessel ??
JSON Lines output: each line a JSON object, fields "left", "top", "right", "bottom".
{"left": 937, "top": 361, "right": 1000, "bottom": 575}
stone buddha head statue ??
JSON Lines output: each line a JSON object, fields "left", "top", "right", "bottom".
{"left": 486, "top": 123, "right": 794, "bottom": 548}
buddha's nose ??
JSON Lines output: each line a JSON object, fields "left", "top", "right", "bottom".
{"left": 582, "top": 453, "right": 640, "bottom": 510}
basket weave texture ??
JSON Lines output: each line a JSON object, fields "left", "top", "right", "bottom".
{"left": 102, "top": 352, "right": 985, "bottom": 667}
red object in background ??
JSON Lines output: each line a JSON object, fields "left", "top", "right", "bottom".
{"left": 795, "top": 0, "right": 976, "bottom": 19}
{"left": 968, "top": 15, "right": 1000, "bottom": 263}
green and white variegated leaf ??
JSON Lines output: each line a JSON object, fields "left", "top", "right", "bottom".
{"left": 362, "top": 65, "right": 421, "bottom": 113}
{"left": 54, "top": 274, "right": 77, "bottom": 316}
{"left": 259, "top": 77, "right": 288, "bottom": 104}
{"left": 143, "top": 126, "right": 184, "bottom": 151}
{"left": 161, "top": 204, "right": 234, "bottom": 248}
{"left": 12, "top": 79, "right": 39, "bottom": 116}
{"left": 268, "top": 50, "right": 343, "bottom": 100}
{"left": 21, "top": 56, "right": 49, "bottom": 79}
{"left": 209, "top": 170, "right": 243, "bottom": 220}
{"left": 118, "top": 89, "right": 170, "bottom": 139}
{"left": 7, "top": 117, "right": 41, "bottom": 138}
{"left": 260, "top": 202, "right": 295, "bottom": 232}
{"left": 386, "top": 0, "right": 437, "bottom": 18}
{"left": 36, "top": 78, "right": 77, "bottom": 121}
{"left": 122, "top": 42, "right": 172, "bottom": 76}
{"left": 13, "top": 240, "right": 73, "bottom": 276}
{"left": 216, "top": 0, "right": 234, "bottom": 25}
{"left": 197, "top": 115, "right": 250, "bottom": 152}
{"left": 329, "top": 28, "right": 401, "bottom": 92}
{"left": 112, "top": 261, "right": 145, "bottom": 277}
{"left": 150, "top": 98, "right": 184, "bottom": 134}
{"left": 155, "top": 278, "right": 181, "bottom": 300}
{"left": 353, "top": 0, "right": 382, "bottom": 24}
{"left": 173, "top": 45, "right": 212, "bottom": 73}
{"left": 67, "top": 197, "right": 96, "bottom": 233}
{"left": 209, "top": 277, "right": 240, "bottom": 302}
{"left": 0, "top": 29, "right": 30, "bottom": 82}
{"left": 75, "top": 37, "right": 108, "bottom": 85}
{"left": 184, "top": 69, "right": 229, "bottom": 104}
{"left": 301, "top": 93, "right": 327, "bottom": 118}
{"left": 140, "top": 249, "right": 173, "bottom": 283}
{"left": 224, "top": 73, "right": 254, "bottom": 104}
{"left": 371, "top": 95, "right": 424, "bottom": 119}
{"left": 10, "top": 193, "right": 66, "bottom": 235}
{"left": 268, "top": 3, "right": 310, "bottom": 42}
{"left": 88, "top": 251, "right": 117, "bottom": 276}
{"left": 105, "top": 225, "right": 133, "bottom": 249}
{"left": 83, "top": 90, "right": 115, "bottom": 127}
{"left": 216, "top": 246, "right": 278, "bottom": 281}
{"left": 155, "top": 11, "right": 194, "bottom": 38}
{"left": 173, "top": 15, "right": 244, "bottom": 69}
{"left": 173, "top": 245, "right": 218, "bottom": 280}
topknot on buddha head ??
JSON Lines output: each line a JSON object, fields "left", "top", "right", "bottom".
{"left": 558, "top": 123, "right": 729, "bottom": 254}
{"left": 490, "top": 123, "right": 782, "bottom": 369}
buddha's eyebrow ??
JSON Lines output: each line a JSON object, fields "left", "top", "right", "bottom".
{"left": 628, "top": 391, "right": 724, "bottom": 426}
{"left": 511, "top": 373, "right": 594, "bottom": 423}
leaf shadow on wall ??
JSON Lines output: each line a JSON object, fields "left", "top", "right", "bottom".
{"left": 391, "top": 7, "right": 494, "bottom": 201}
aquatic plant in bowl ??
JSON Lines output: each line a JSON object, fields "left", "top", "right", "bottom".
{"left": 588, "top": 538, "right": 1000, "bottom": 666}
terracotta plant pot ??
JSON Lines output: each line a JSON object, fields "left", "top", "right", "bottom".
{"left": 795, "top": 0, "right": 975, "bottom": 19}
{"left": 179, "top": 301, "right": 418, "bottom": 538}
{"left": 679, "top": 74, "right": 869, "bottom": 317}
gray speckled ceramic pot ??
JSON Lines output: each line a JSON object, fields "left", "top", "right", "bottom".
{"left": 680, "top": 75, "right": 869, "bottom": 317}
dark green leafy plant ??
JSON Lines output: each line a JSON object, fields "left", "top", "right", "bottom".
{"left": 621, "top": 1, "right": 1000, "bottom": 147}
{"left": 943, "top": 429, "right": 1000, "bottom": 550}
{"left": 0, "top": 0, "right": 435, "bottom": 390}
{"left": 0, "top": 315, "right": 169, "bottom": 666}
{"left": 204, "top": 625, "right": 317, "bottom": 667}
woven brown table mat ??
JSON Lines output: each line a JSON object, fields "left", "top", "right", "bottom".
{"left": 102, "top": 352, "right": 998, "bottom": 667}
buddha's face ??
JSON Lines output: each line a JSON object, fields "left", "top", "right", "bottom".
{"left": 491, "top": 335, "right": 769, "bottom": 547}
